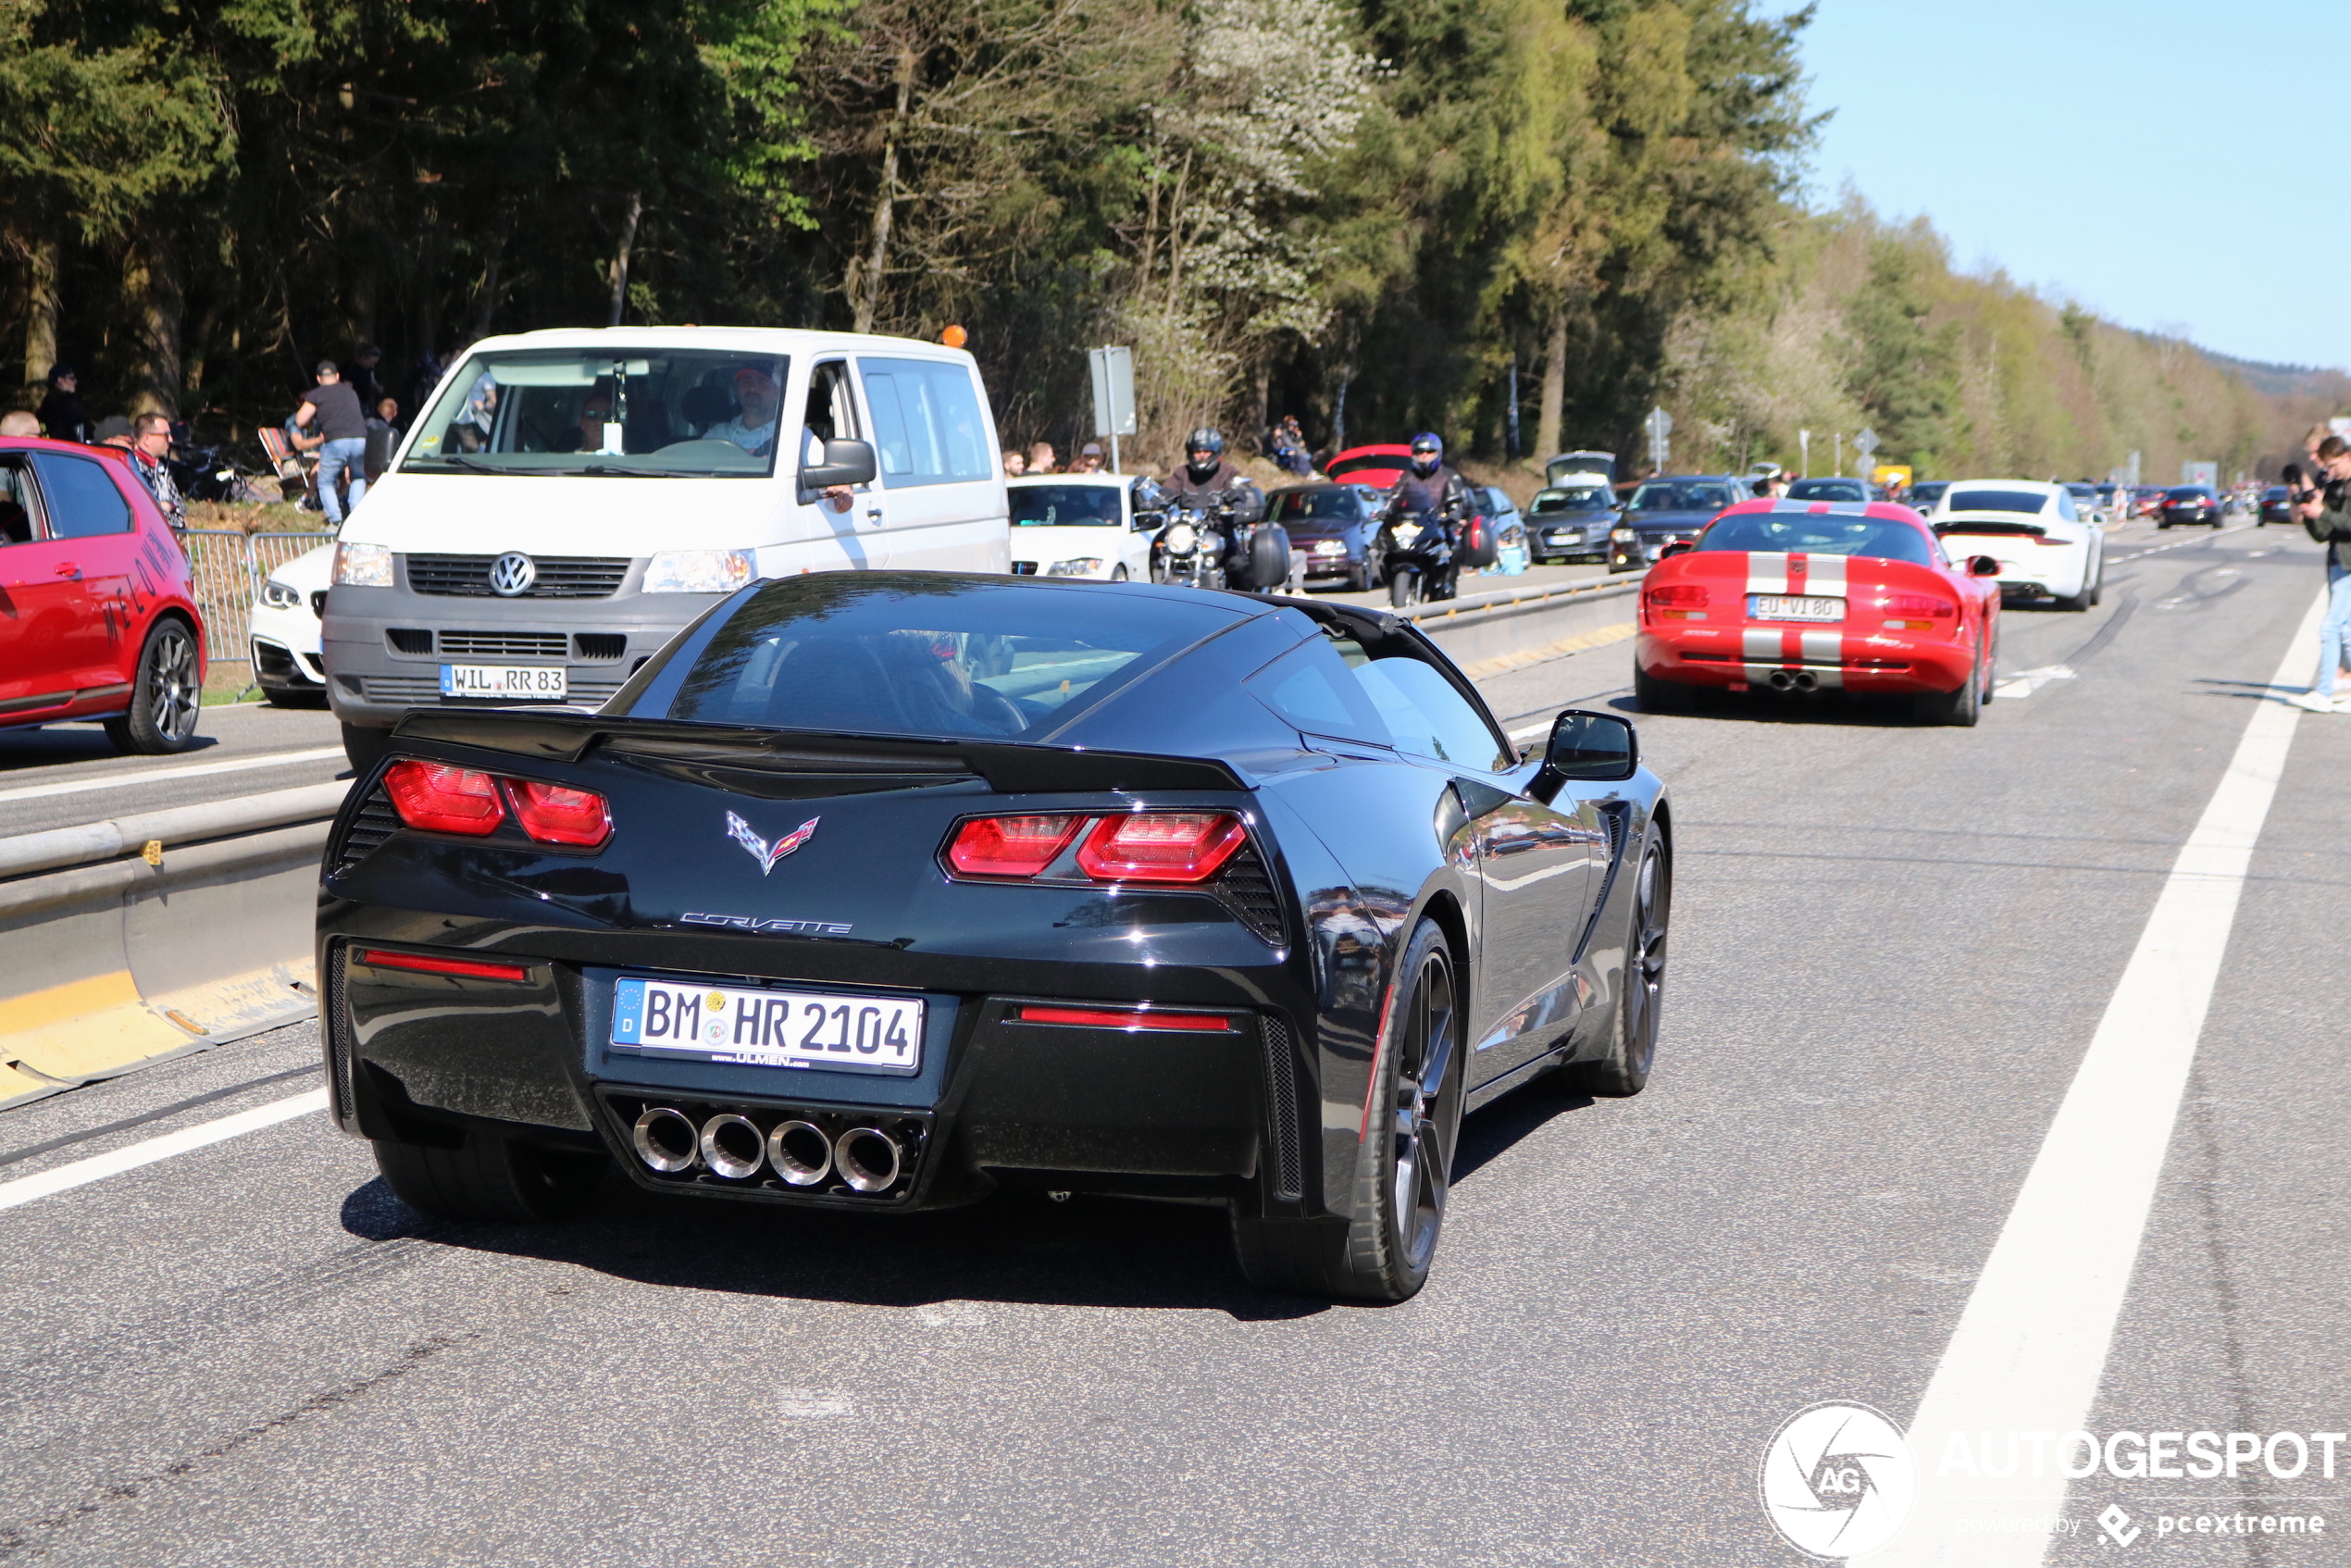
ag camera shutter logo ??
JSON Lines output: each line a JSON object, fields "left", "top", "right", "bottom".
{"left": 1760, "top": 1401, "right": 1916, "bottom": 1560}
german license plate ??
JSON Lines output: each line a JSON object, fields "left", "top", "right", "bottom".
{"left": 440, "top": 664, "right": 568, "bottom": 700}
{"left": 610, "top": 977, "right": 923, "bottom": 1076}
{"left": 1748, "top": 595, "right": 1844, "bottom": 623}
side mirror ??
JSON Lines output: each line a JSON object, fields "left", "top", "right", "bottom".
{"left": 801, "top": 437, "right": 877, "bottom": 493}
{"left": 1659, "top": 539, "right": 1695, "bottom": 560}
{"left": 1536, "top": 708, "right": 1637, "bottom": 788}
{"left": 1968, "top": 554, "right": 2000, "bottom": 577}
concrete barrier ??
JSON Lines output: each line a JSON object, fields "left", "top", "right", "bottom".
{"left": 0, "top": 784, "right": 347, "bottom": 1110}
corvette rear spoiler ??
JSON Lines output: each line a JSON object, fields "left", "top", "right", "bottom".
{"left": 389, "top": 709, "right": 1249, "bottom": 793}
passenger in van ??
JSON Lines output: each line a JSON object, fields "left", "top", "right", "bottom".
{"left": 562, "top": 392, "right": 613, "bottom": 453}
{"left": 705, "top": 367, "right": 781, "bottom": 456}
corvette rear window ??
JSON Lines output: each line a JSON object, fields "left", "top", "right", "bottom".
{"left": 1947, "top": 489, "right": 2050, "bottom": 515}
{"left": 653, "top": 579, "right": 1238, "bottom": 740}
{"left": 1696, "top": 514, "right": 1935, "bottom": 566}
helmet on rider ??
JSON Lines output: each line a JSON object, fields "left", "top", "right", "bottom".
{"left": 1409, "top": 432, "right": 1443, "bottom": 478}
{"left": 1186, "top": 427, "right": 1226, "bottom": 484}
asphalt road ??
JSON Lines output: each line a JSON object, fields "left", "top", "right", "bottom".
{"left": 0, "top": 701, "right": 347, "bottom": 837}
{"left": 2, "top": 516, "right": 2342, "bottom": 1565}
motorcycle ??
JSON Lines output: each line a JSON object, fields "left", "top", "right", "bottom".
{"left": 1149, "top": 483, "right": 1291, "bottom": 592}
{"left": 1152, "top": 499, "right": 1226, "bottom": 589}
{"left": 168, "top": 442, "right": 265, "bottom": 505}
{"left": 1378, "top": 495, "right": 1466, "bottom": 608}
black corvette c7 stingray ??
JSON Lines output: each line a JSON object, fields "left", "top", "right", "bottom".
{"left": 317, "top": 572, "right": 1671, "bottom": 1300}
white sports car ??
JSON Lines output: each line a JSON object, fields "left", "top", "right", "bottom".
{"left": 250, "top": 541, "right": 336, "bottom": 704}
{"left": 1925, "top": 479, "right": 2103, "bottom": 611}
{"left": 1006, "top": 474, "right": 1159, "bottom": 581}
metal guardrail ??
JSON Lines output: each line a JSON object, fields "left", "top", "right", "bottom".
{"left": 1396, "top": 572, "right": 1639, "bottom": 627}
{"left": 177, "top": 528, "right": 334, "bottom": 675}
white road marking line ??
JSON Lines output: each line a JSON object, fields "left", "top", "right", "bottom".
{"left": 1990, "top": 665, "right": 2075, "bottom": 701}
{"left": 0, "top": 747, "right": 345, "bottom": 805}
{"left": 2107, "top": 521, "right": 2254, "bottom": 563}
{"left": 0, "top": 1089, "right": 330, "bottom": 1213}
{"left": 1865, "top": 586, "right": 2326, "bottom": 1567}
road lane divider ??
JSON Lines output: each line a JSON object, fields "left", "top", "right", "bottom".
{"left": 0, "top": 745, "right": 345, "bottom": 807}
{"left": 1866, "top": 585, "right": 2326, "bottom": 1567}
{"left": 0, "top": 784, "right": 349, "bottom": 1111}
{"left": 0, "top": 1089, "right": 329, "bottom": 1213}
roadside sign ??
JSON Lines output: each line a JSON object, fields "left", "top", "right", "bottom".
{"left": 1645, "top": 406, "right": 1673, "bottom": 474}
{"left": 2183, "top": 460, "right": 2217, "bottom": 490}
{"left": 1854, "top": 427, "right": 1880, "bottom": 457}
{"left": 1088, "top": 346, "right": 1136, "bottom": 472}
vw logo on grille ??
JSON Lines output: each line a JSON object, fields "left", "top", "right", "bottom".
{"left": 488, "top": 552, "right": 537, "bottom": 597}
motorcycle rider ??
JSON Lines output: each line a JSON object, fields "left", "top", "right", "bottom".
{"left": 1385, "top": 432, "right": 1476, "bottom": 599}
{"left": 1160, "top": 427, "right": 1267, "bottom": 585}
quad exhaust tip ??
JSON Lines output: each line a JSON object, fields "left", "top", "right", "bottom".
{"left": 767, "top": 1119, "right": 832, "bottom": 1187}
{"left": 632, "top": 1106, "right": 698, "bottom": 1173}
{"left": 628, "top": 1104, "right": 906, "bottom": 1194}
{"left": 834, "top": 1126, "right": 902, "bottom": 1193}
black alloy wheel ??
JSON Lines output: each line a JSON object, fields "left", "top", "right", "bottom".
{"left": 104, "top": 618, "right": 201, "bottom": 754}
{"left": 1916, "top": 637, "right": 1984, "bottom": 726}
{"left": 1232, "top": 918, "right": 1463, "bottom": 1301}
{"left": 1578, "top": 840, "right": 1669, "bottom": 1097}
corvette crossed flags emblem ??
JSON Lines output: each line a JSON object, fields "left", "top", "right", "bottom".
{"left": 725, "top": 811, "right": 820, "bottom": 875}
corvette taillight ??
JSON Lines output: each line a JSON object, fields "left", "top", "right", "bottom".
{"left": 947, "top": 814, "right": 1083, "bottom": 877}
{"left": 943, "top": 810, "right": 1247, "bottom": 885}
{"left": 1646, "top": 584, "right": 1710, "bottom": 607}
{"left": 384, "top": 761, "right": 505, "bottom": 835}
{"left": 1880, "top": 593, "right": 1957, "bottom": 617}
{"left": 505, "top": 779, "right": 613, "bottom": 847}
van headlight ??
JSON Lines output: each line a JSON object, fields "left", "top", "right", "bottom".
{"left": 1045, "top": 558, "right": 1103, "bottom": 577}
{"left": 261, "top": 578, "right": 303, "bottom": 609}
{"left": 643, "top": 549, "right": 755, "bottom": 593}
{"left": 332, "top": 543, "right": 393, "bottom": 588}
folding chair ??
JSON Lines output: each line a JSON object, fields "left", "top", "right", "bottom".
{"left": 257, "top": 426, "right": 318, "bottom": 511}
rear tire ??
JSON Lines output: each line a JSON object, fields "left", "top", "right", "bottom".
{"left": 341, "top": 721, "right": 392, "bottom": 773}
{"left": 105, "top": 618, "right": 202, "bottom": 755}
{"left": 372, "top": 1129, "right": 606, "bottom": 1224}
{"left": 1232, "top": 919, "right": 1462, "bottom": 1301}
{"left": 1634, "top": 664, "right": 1693, "bottom": 713}
{"left": 1915, "top": 642, "right": 1984, "bottom": 727}
{"left": 1574, "top": 840, "right": 1668, "bottom": 1097}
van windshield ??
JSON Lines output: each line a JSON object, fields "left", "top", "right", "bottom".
{"left": 402, "top": 348, "right": 790, "bottom": 477}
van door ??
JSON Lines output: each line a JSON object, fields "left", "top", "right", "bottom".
{"left": 790, "top": 358, "right": 887, "bottom": 571}
{"left": 854, "top": 355, "right": 1009, "bottom": 573}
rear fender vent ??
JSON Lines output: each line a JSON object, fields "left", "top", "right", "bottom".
{"left": 1214, "top": 841, "right": 1287, "bottom": 947}
{"left": 1259, "top": 1014, "right": 1303, "bottom": 1201}
{"left": 327, "top": 781, "right": 400, "bottom": 877}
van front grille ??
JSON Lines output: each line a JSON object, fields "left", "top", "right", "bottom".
{"left": 438, "top": 630, "right": 569, "bottom": 659}
{"left": 404, "top": 554, "right": 630, "bottom": 598}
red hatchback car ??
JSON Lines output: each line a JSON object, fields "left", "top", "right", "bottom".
{"left": 0, "top": 438, "right": 205, "bottom": 753}
{"left": 1634, "top": 499, "right": 2001, "bottom": 726}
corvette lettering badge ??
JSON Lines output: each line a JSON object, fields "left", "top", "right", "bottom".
{"left": 680, "top": 912, "right": 853, "bottom": 937}
{"left": 726, "top": 811, "right": 819, "bottom": 875}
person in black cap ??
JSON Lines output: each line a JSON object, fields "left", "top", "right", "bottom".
{"left": 38, "top": 367, "right": 91, "bottom": 444}
{"left": 292, "top": 360, "right": 371, "bottom": 523}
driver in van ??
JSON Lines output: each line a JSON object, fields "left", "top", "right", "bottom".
{"left": 705, "top": 366, "right": 781, "bottom": 456}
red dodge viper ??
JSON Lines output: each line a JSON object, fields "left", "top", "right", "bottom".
{"left": 1633, "top": 499, "right": 2002, "bottom": 726}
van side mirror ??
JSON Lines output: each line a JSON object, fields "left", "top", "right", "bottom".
{"left": 1969, "top": 554, "right": 2000, "bottom": 577}
{"left": 1535, "top": 708, "right": 1638, "bottom": 790}
{"left": 802, "top": 437, "right": 877, "bottom": 494}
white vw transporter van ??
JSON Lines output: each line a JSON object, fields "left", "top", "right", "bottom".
{"left": 323, "top": 327, "right": 1010, "bottom": 766}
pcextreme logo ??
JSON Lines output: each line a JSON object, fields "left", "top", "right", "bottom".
{"left": 1760, "top": 1401, "right": 1917, "bottom": 1560}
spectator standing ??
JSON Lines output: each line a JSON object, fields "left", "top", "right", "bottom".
{"left": 346, "top": 344, "right": 385, "bottom": 409}
{"left": 366, "top": 396, "right": 403, "bottom": 481}
{"left": 1072, "top": 442, "right": 1104, "bottom": 473}
{"left": 0, "top": 410, "right": 38, "bottom": 436}
{"left": 1027, "top": 442, "right": 1057, "bottom": 475}
{"left": 2290, "top": 435, "right": 2351, "bottom": 714}
{"left": 94, "top": 416, "right": 134, "bottom": 449}
{"left": 1001, "top": 448, "right": 1026, "bottom": 477}
{"left": 1272, "top": 416, "right": 1312, "bottom": 477}
{"left": 127, "top": 413, "right": 184, "bottom": 529}
{"left": 293, "top": 360, "right": 371, "bottom": 524}
{"left": 38, "top": 367, "right": 91, "bottom": 443}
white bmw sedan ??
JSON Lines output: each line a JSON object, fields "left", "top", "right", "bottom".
{"left": 1925, "top": 479, "right": 2103, "bottom": 611}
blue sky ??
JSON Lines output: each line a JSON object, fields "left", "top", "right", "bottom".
{"left": 1798, "top": 2, "right": 2341, "bottom": 368}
